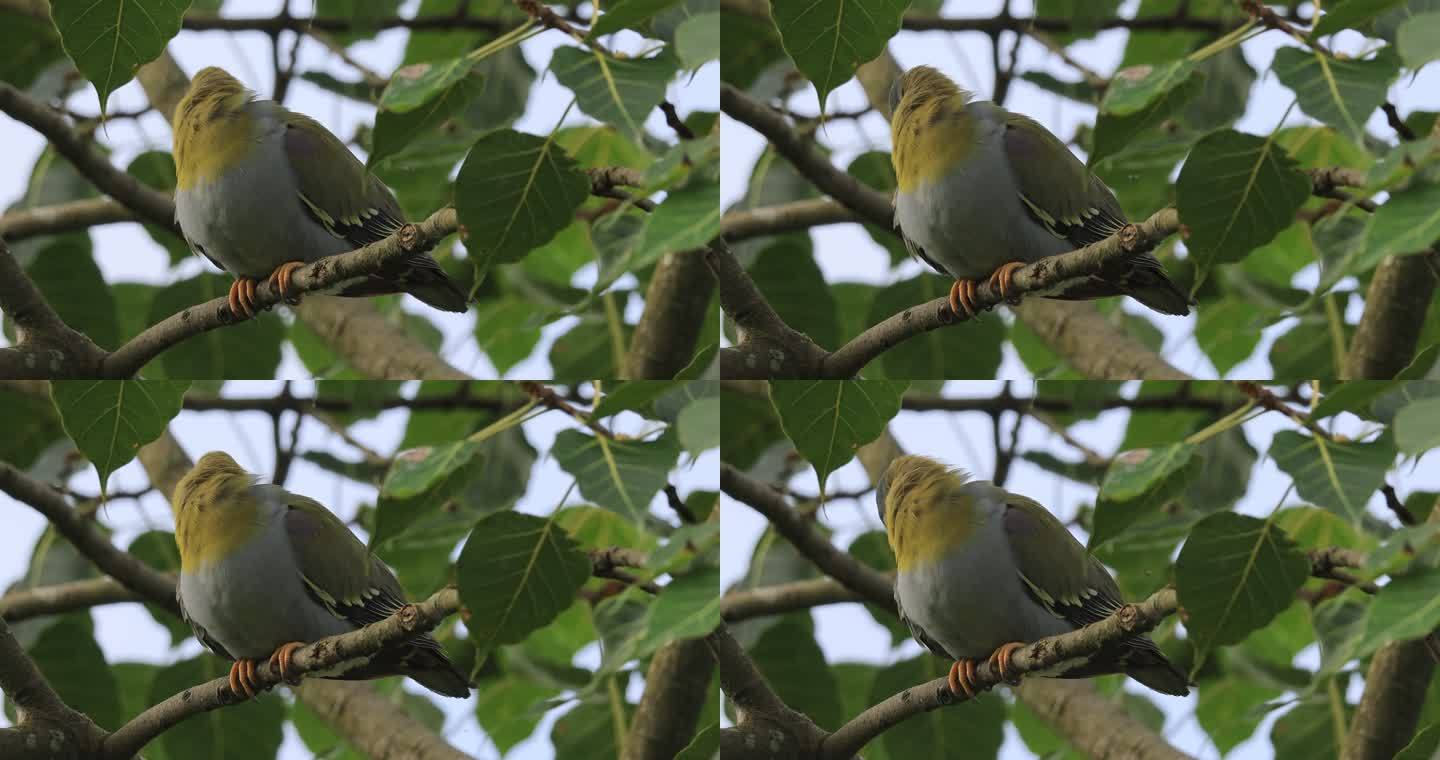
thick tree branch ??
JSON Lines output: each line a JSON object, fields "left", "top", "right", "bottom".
{"left": 722, "top": 199, "right": 858, "bottom": 242}
{"left": 0, "top": 460, "right": 179, "bottom": 613}
{"left": 0, "top": 578, "right": 141, "bottom": 622}
{"left": 0, "top": 617, "right": 108, "bottom": 760}
{"left": 0, "top": 83, "right": 179, "bottom": 233}
{"left": 623, "top": 638, "right": 714, "bottom": 760}
{"left": 292, "top": 681, "right": 476, "bottom": 760}
{"left": 720, "top": 462, "right": 895, "bottom": 607}
{"left": 0, "top": 237, "right": 110, "bottom": 378}
{"left": 624, "top": 250, "right": 715, "bottom": 379}
{"left": 721, "top": 577, "right": 861, "bottom": 622}
{"left": 1342, "top": 248, "right": 1440, "bottom": 379}
{"left": 0, "top": 199, "right": 137, "bottom": 241}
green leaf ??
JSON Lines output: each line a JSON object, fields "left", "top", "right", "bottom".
{"left": 870, "top": 654, "right": 1007, "bottom": 758}
{"left": 1176, "top": 129, "right": 1313, "bottom": 276}
{"left": 1092, "top": 443, "right": 1198, "bottom": 549}
{"left": 1313, "top": 0, "right": 1408, "bottom": 36}
{"left": 1176, "top": 513, "right": 1311, "bottom": 663}
{"left": 1195, "top": 297, "right": 1265, "bottom": 376}
{"left": 1091, "top": 70, "right": 1203, "bottom": 164}
{"left": 49, "top": 380, "right": 189, "bottom": 497}
{"left": 675, "top": 723, "right": 719, "bottom": 760}
{"left": 1396, "top": 724, "right": 1440, "bottom": 760}
{"left": 1272, "top": 46, "right": 1401, "bottom": 143}
{"left": 749, "top": 614, "right": 844, "bottom": 729}
{"left": 678, "top": 396, "right": 720, "bottom": 455}
{"left": 473, "top": 299, "right": 544, "bottom": 376}
{"left": 1197, "top": 676, "right": 1284, "bottom": 755}
{"left": 551, "top": 429, "right": 680, "bottom": 523}
{"left": 457, "top": 511, "right": 593, "bottom": 662}
{"left": 552, "top": 700, "right": 628, "bottom": 760}
{"left": 149, "top": 655, "right": 285, "bottom": 760}
{"left": 590, "top": 0, "right": 684, "bottom": 35}
{"left": 770, "top": 0, "right": 909, "bottom": 111}
{"left": 1270, "top": 690, "right": 1350, "bottom": 760}
{"left": 864, "top": 274, "right": 1006, "bottom": 379}
{"left": 608, "top": 181, "right": 719, "bottom": 287}
{"left": 1396, "top": 397, "right": 1440, "bottom": 454}
{"left": 0, "top": 9, "right": 63, "bottom": 89}
{"left": 1269, "top": 430, "right": 1396, "bottom": 522}
{"left": 1102, "top": 60, "right": 1198, "bottom": 116}
{"left": 1358, "top": 565, "right": 1440, "bottom": 656}
{"left": 22, "top": 233, "right": 119, "bottom": 351}
{"left": 379, "top": 58, "right": 476, "bottom": 112}
{"left": 26, "top": 615, "right": 122, "bottom": 729}
{"left": 1363, "top": 179, "right": 1440, "bottom": 262}
{"left": 768, "top": 380, "right": 907, "bottom": 496}
{"left": 1398, "top": 12, "right": 1440, "bottom": 67}
{"left": 127, "top": 151, "right": 191, "bottom": 265}
{"left": 747, "top": 235, "right": 841, "bottom": 350}
{"left": 550, "top": 46, "right": 678, "bottom": 142}
{"left": 1312, "top": 380, "right": 1401, "bottom": 419}
{"left": 455, "top": 129, "right": 591, "bottom": 278}
{"left": 675, "top": 12, "right": 720, "bottom": 69}
{"left": 372, "top": 65, "right": 485, "bottom": 166}
{"left": 474, "top": 676, "right": 559, "bottom": 755}
{"left": 49, "top": 0, "right": 186, "bottom": 115}
{"left": 719, "top": 8, "right": 785, "bottom": 89}
{"left": 144, "top": 274, "right": 285, "bottom": 378}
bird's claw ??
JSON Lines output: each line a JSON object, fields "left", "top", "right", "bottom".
{"left": 986, "top": 262, "right": 1026, "bottom": 304}
{"left": 228, "top": 658, "right": 263, "bottom": 699}
{"left": 267, "top": 641, "right": 305, "bottom": 685}
{"left": 947, "top": 658, "right": 979, "bottom": 699}
{"left": 988, "top": 641, "right": 1025, "bottom": 685}
{"left": 226, "top": 278, "right": 260, "bottom": 320}
{"left": 948, "top": 279, "right": 979, "bottom": 320}
{"left": 266, "top": 261, "right": 306, "bottom": 305}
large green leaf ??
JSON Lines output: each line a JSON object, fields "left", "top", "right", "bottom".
{"left": 1357, "top": 565, "right": 1440, "bottom": 657}
{"left": 1102, "top": 59, "right": 1198, "bottom": 117}
{"left": 550, "top": 428, "right": 680, "bottom": 523}
{"left": 769, "top": 0, "right": 910, "bottom": 111}
{"left": 590, "top": 0, "right": 685, "bottom": 35}
{"left": 1176, "top": 129, "right": 1313, "bottom": 278}
{"left": 49, "top": 0, "right": 187, "bottom": 114}
{"left": 26, "top": 615, "right": 122, "bottom": 730}
{"left": 144, "top": 274, "right": 285, "bottom": 379}
{"left": 455, "top": 129, "right": 591, "bottom": 280}
{"left": 1362, "top": 179, "right": 1440, "bottom": 263}
{"left": 747, "top": 234, "right": 841, "bottom": 351}
{"left": 149, "top": 655, "right": 285, "bottom": 760}
{"left": 864, "top": 275, "right": 1006, "bottom": 379}
{"left": 768, "top": 380, "right": 907, "bottom": 496}
{"left": 1176, "top": 512, "right": 1311, "bottom": 663}
{"left": 49, "top": 380, "right": 189, "bottom": 497}
{"left": 1272, "top": 46, "right": 1401, "bottom": 143}
{"left": 22, "top": 233, "right": 119, "bottom": 351}
{"left": 1091, "top": 443, "right": 1198, "bottom": 549}
{"left": 457, "top": 511, "right": 593, "bottom": 662}
{"left": 1396, "top": 396, "right": 1440, "bottom": 454}
{"left": 551, "top": 46, "right": 678, "bottom": 142}
{"left": 372, "top": 63, "right": 486, "bottom": 166}
{"left": 1269, "top": 430, "right": 1396, "bottom": 522}
{"left": 749, "top": 614, "right": 844, "bottom": 729}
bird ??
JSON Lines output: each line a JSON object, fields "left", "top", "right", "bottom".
{"left": 171, "top": 451, "right": 472, "bottom": 699}
{"left": 876, "top": 454, "right": 1190, "bottom": 698}
{"left": 888, "top": 65, "right": 1192, "bottom": 319}
{"left": 172, "top": 66, "right": 471, "bottom": 319}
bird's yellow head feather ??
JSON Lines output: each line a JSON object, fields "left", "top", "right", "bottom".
{"left": 172, "top": 451, "right": 264, "bottom": 570}
{"left": 173, "top": 67, "right": 256, "bottom": 191}
{"left": 888, "top": 66, "right": 978, "bottom": 193}
{"left": 876, "top": 454, "right": 980, "bottom": 571}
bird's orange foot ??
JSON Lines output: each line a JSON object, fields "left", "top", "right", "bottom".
{"left": 228, "top": 658, "right": 264, "bottom": 699}
{"left": 266, "top": 261, "right": 306, "bottom": 304}
{"left": 986, "top": 261, "right": 1026, "bottom": 304}
{"left": 267, "top": 641, "right": 306, "bottom": 685}
{"left": 947, "top": 279, "right": 980, "bottom": 319}
{"left": 227, "top": 278, "right": 260, "bottom": 320}
{"left": 947, "top": 658, "right": 980, "bottom": 699}
{"left": 987, "top": 641, "right": 1025, "bottom": 685}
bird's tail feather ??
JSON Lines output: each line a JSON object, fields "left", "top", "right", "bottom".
{"left": 1124, "top": 649, "right": 1191, "bottom": 696}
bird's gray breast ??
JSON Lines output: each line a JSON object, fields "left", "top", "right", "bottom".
{"left": 894, "top": 510, "right": 1071, "bottom": 660}
{"left": 893, "top": 116, "right": 1074, "bottom": 281}
{"left": 174, "top": 107, "right": 351, "bottom": 279}
{"left": 177, "top": 503, "right": 352, "bottom": 659}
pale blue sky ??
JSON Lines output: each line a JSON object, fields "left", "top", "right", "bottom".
{"left": 0, "top": 380, "right": 719, "bottom": 759}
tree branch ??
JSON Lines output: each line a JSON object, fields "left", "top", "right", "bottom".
{"left": 0, "top": 199, "right": 137, "bottom": 241}
{"left": 622, "top": 638, "right": 713, "bottom": 760}
{"left": 0, "top": 83, "right": 179, "bottom": 233}
{"left": 624, "top": 250, "right": 715, "bottom": 379}
{"left": 1342, "top": 248, "right": 1440, "bottom": 379}
{"left": 0, "top": 578, "right": 141, "bottom": 622}
{"left": 721, "top": 199, "right": 858, "bottom": 242}
{"left": 0, "top": 617, "right": 108, "bottom": 760}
